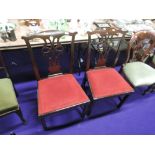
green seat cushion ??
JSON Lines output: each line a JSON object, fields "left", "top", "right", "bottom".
{"left": 123, "top": 62, "right": 155, "bottom": 87}
{"left": 0, "top": 78, "right": 19, "bottom": 116}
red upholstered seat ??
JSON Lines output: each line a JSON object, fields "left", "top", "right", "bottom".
{"left": 87, "top": 68, "right": 134, "bottom": 99}
{"left": 38, "top": 74, "right": 89, "bottom": 116}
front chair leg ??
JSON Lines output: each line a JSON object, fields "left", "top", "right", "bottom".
{"left": 79, "top": 104, "right": 87, "bottom": 119}
{"left": 117, "top": 94, "right": 130, "bottom": 108}
{"left": 40, "top": 116, "right": 48, "bottom": 130}
{"left": 16, "top": 107, "right": 26, "bottom": 124}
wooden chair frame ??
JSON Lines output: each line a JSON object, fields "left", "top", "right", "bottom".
{"left": 22, "top": 31, "right": 77, "bottom": 80}
{"left": 86, "top": 28, "right": 127, "bottom": 70}
{"left": 0, "top": 51, "right": 26, "bottom": 124}
{"left": 119, "top": 30, "right": 155, "bottom": 95}
{"left": 22, "top": 31, "right": 90, "bottom": 130}
{"left": 82, "top": 29, "right": 133, "bottom": 118}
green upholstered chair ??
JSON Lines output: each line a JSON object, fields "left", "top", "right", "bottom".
{"left": 0, "top": 52, "right": 26, "bottom": 124}
{"left": 122, "top": 31, "right": 155, "bottom": 94}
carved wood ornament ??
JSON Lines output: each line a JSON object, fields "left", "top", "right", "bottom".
{"left": 127, "top": 31, "right": 155, "bottom": 62}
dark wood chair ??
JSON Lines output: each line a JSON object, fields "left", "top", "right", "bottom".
{"left": 82, "top": 29, "right": 134, "bottom": 117}
{"left": 121, "top": 30, "right": 155, "bottom": 95}
{"left": 0, "top": 51, "right": 26, "bottom": 126}
{"left": 22, "top": 31, "right": 89, "bottom": 130}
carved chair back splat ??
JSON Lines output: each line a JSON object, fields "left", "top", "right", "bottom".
{"left": 86, "top": 28, "right": 127, "bottom": 70}
{"left": 22, "top": 32, "right": 77, "bottom": 80}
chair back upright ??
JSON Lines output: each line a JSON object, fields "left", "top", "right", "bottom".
{"left": 0, "top": 51, "right": 9, "bottom": 78}
{"left": 22, "top": 31, "right": 77, "bottom": 80}
{"left": 86, "top": 28, "right": 127, "bottom": 70}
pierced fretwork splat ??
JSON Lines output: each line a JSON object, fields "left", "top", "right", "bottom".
{"left": 40, "top": 37, "right": 64, "bottom": 75}
{"left": 92, "top": 38, "right": 109, "bottom": 67}
{"left": 87, "top": 28, "right": 127, "bottom": 70}
{"left": 22, "top": 32, "right": 77, "bottom": 80}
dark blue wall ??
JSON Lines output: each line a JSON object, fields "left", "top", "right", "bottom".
{"left": 1, "top": 42, "right": 128, "bottom": 83}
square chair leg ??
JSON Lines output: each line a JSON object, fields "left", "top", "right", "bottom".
{"left": 40, "top": 116, "right": 48, "bottom": 130}
{"left": 16, "top": 107, "right": 26, "bottom": 124}
{"left": 117, "top": 94, "right": 130, "bottom": 108}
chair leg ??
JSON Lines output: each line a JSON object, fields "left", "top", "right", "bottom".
{"left": 85, "top": 94, "right": 94, "bottom": 116}
{"left": 78, "top": 105, "right": 86, "bottom": 119}
{"left": 118, "top": 65, "right": 123, "bottom": 73}
{"left": 80, "top": 103, "right": 93, "bottom": 119}
{"left": 117, "top": 94, "right": 130, "bottom": 108}
{"left": 14, "top": 88, "right": 19, "bottom": 97}
{"left": 82, "top": 76, "right": 94, "bottom": 116}
{"left": 82, "top": 73, "right": 87, "bottom": 91}
{"left": 40, "top": 116, "right": 48, "bottom": 130}
{"left": 118, "top": 96, "right": 122, "bottom": 101}
{"left": 142, "top": 84, "right": 155, "bottom": 95}
{"left": 86, "top": 102, "right": 93, "bottom": 116}
{"left": 16, "top": 107, "right": 26, "bottom": 124}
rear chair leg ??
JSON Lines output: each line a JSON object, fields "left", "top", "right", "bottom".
{"left": 82, "top": 73, "right": 87, "bottom": 91}
{"left": 119, "top": 65, "right": 123, "bottom": 73}
{"left": 40, "top": 116, "right": 48, "bottom": 130}
{"left": 16, "top": 107, "right": 26, "bottom": 124}
{"left": 142, "top": 87, "right": 150, "bottom": 95}
{"left": 117, "top": 94, "right": 130, "bottom": 108}
{"left": 142, "top": 85, "right": 155, "bottom": 95}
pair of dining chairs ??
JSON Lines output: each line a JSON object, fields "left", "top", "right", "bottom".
{"left": 21, "top": 28, "right": 134, "bottom": 130}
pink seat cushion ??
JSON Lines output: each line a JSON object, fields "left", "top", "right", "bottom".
{"left": 87, "top": 68, "right": 134, "bottom": 99}
{"left": 38, "top": 74, "right": 89, "bottom": 116}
